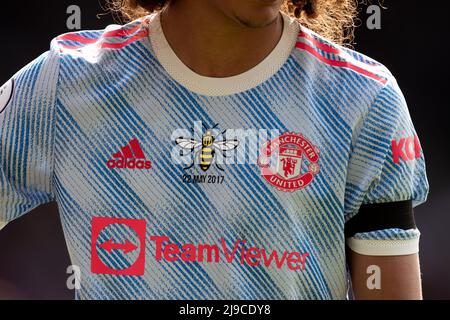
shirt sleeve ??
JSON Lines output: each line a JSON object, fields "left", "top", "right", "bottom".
{"left": 0, "top": 40, "right": 60, "bottom": 230}
{"left": 344, "top": 77, "right": 430, "bottom": 256}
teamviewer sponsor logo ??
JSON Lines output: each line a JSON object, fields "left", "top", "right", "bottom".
{"left": 107, "top": 138, "right": 152, "bottom": 170}
{"left": 150, "top": 236, "right": 309, "bottom": 271}
{"left": 90, "top": 217, "right": 310, "bottom": 276}
{"left": 91, "top": 217, "right": 146, "bottom": 276}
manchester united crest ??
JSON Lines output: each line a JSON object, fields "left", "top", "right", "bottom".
{"left": 257, "top": 132, "right": 320, "bottom": 192}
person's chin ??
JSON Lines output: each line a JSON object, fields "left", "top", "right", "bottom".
{"left": 234, "top": 11, "right": 280, "bottom": 28}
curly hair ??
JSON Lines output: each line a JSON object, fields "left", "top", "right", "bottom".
{"left": 107, "top": 0, "right": 358, "bottom": 45}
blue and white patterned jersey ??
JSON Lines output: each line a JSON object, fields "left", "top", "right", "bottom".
{"left": 0, "top": 11, "right": 429, "bottom": 299}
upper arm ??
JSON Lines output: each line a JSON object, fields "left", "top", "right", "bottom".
{"left": 345, "top": 200, "right": 423, "bottom": 299}
{"left": 348, "top": 250, "right": 422, "bottom": 300}
{"left": 0, "top": 43, "right": 60, "bottom": 230}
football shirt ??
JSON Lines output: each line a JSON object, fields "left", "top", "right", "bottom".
{"left": 0, "top": 11, "right": 429, "bottom": 299}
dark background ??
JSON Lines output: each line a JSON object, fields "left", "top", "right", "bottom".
{"left": 0, "top": 0, "right": 449, "bottom": 299}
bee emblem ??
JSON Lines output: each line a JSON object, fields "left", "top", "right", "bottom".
{"left": 175, "top": 124, "right": 239, "bottom": 171}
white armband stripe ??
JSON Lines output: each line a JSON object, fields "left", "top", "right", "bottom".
{"left": 346, "top": 237, "right": 419, "bottom": 256}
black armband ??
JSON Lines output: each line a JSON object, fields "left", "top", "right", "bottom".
{"left": 345, "top": 200, "right": 416, "bottom": 238}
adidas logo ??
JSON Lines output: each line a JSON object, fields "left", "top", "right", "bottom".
{"left": 107, "top": 138, "right": 152, "bottom": 170}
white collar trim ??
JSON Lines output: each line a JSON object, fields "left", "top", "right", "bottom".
{"left": 147, "top": 10, "right": 299, "bottom": 96}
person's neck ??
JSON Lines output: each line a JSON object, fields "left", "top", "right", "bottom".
{"left": 159, "top": 1, "right": 283, "bottom": 78}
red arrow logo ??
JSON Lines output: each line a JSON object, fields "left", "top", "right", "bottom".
{"left": 100, "top": 239, "right": 138, "bottom": 254}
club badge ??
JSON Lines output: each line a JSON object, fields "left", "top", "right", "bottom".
{"left": 258, "top": 132, "right": 320, "bottom": 192}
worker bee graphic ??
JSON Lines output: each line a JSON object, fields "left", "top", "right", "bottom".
{"left": 175, "top": 123, "right": 239, "bottom": 171}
